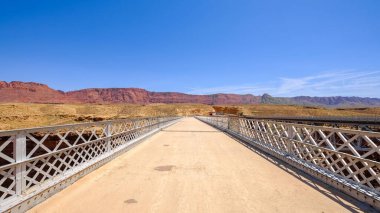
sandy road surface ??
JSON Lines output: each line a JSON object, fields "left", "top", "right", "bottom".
{"left": 30, "top": 118, "right": 374, "bottom": 213}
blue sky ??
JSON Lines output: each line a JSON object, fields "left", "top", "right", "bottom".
{"left": 1, "top": 0, "right": 380, "bottom": 97}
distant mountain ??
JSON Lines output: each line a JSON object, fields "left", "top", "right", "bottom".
{"left": 1, "top": 81, "right": 380, "bottom": 107}
{"left": 260, "top": 93, "right": 380, "bottom": 107}
{"left": 0, "top": 81, "right": 261, "bottom": 105}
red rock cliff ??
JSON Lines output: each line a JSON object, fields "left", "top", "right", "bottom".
{"left": 0, "top": 81, "right": 261, "bottom": 104}
{"left": 0, "top": 81, "right": 66, "bottom": 103}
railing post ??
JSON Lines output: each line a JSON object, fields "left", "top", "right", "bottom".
{"left": 227, "top": 117, "right": 231, "bottom": 130}
{"left": 105, "top": 123, "right": 112, "bottom": 152}
{"left": 286, "top": 126, "right": 294, "bottom": 155}
{"left": 14, "top": 132, "right": 27, "bottom": 196}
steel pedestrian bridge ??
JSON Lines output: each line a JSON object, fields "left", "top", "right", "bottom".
{"left": 0, "top": 116, "right": 380, "bottom": 212}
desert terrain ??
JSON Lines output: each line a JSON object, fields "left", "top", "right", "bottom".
{"left": 0, "top": 103, "right": 379, "bottom": 130}
{"left": 212, "top": 105, "right": 380, "bottom": 117}
{"left": 0, "top": 103, "right": 212, "bottom": 130}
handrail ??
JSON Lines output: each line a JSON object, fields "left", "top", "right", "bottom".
{"left": 197, "top": 115, "right": 380, "bottom": 209}
{"left": 0, "top": 116, "right": 180, "bottom": 211}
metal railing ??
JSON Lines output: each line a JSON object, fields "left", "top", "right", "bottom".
{"left": 243, "top": 115, "right": 380, "bottom": 132}
{"left": 0, "top": 117, "right": 180, "bottom": 211}
{"left": 244, "top": 115, "right": 380, "bottom": 123}
{"left": 197, "top": 116, "right": 380, "bottom": 209}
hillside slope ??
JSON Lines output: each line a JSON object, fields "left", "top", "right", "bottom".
{"left": 0, "top": 81, "right": 261, "bottom": 104}
{"left": 1, "top": 81, "right": 380, "bottom": 106}
{"left": 260, "top": 94, "right": 380, "bottom": 107}
{"left": 0, "top": 103, "right": 214, "bottom": 130}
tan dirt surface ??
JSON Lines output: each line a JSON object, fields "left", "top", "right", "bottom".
{"left": 29, "top": 118, "right": 374, "bottom": 213}
{"left": 0, "top": 103, "right": 214, "bottom": 130}
{"left": 1, "top": 103, "right": 380, "bottom": 130}
{"left": 213, "top": 104, "right": 380, "bottom": 117}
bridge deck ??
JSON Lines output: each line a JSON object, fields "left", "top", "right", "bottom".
{"left": 29, "top": 118, "right": 373, "bottom": 212}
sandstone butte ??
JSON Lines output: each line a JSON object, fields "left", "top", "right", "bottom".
{"left": 0, "top": 81, "right": 262, "bottom": 104}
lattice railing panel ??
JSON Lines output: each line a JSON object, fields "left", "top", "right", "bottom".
{"left": 111, "top": 121, "right": 134, "bottom": 135}
{"left": 0, "top": 167, "right": 16, "bottom": 201}
{"left": 25, "top": 125, "right": 108, "bottom": 159}
{"left": 197, "top": 116, "right": 380, "bottom": 193}
{"left": 0, "top": 136, "right": 15, "bottom": 167}
{"left": 24, "top": 138, "right": 108, "bottom": 191}
{"left": 0, "top": 116, "right": 178, "bottom": 206}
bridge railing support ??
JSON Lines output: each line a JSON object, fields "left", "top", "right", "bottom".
{"left": 0, "top": 116, "right": 180, "bottom": 212}
{"left": 14, "top": 133, "right": 27, "bottom": 197}
{"left": 105, "top": 123, "right": 112, "bottom": 152}
{"left": 197, "top": 115, "right": 380, "bottom": 210}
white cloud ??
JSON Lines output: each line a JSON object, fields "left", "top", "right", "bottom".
{"left": 188, "top": 70, "right": 380, "bottom": 98}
